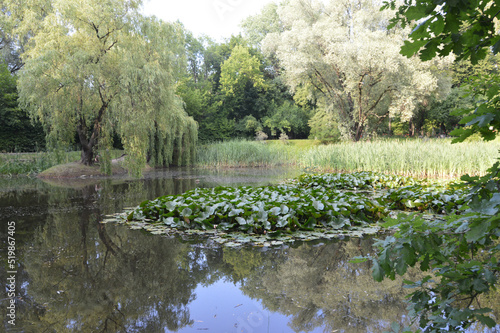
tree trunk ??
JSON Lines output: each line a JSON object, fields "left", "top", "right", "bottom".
{"left": 76, "top": 100, "right": 108, "bottom": 165}
{"left": 409, "top": 119, "right": 415, "bottom": 137}
{"left": 77, "top": 122, "right": 95, "bottom": 165}
{"left": 81, "top": 144, "right": 94, "bottom": 165}
{"left": 354, "top": 122, "right": 364, "bottom": 141}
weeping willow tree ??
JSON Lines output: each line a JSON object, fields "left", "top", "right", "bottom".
{"left": 5, "top": 0, "right": 197, "bottom": 176}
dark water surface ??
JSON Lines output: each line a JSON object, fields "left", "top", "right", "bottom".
{"left": 0, "top": 168, "right": 495, "bottom": 333}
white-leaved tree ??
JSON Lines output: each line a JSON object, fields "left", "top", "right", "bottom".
{"left": 262, "top": 0, "right": 451, "bottom": 141}
{"left": 4, "top": 0, "right": 197, "bottom": 175}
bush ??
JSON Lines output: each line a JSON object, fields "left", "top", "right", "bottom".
{"left": 308, "top": 109, "right": 341, "bottom": 143}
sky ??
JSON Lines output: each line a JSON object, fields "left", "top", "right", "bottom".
{"left": 141, "top": 0, "right": 275, "bottom": 41}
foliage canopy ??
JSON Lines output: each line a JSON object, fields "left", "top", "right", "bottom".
{"left": 262, "top": 0, "right": 450, "bottom": 141}
{"left": 4, "top": 0, "right": 197, "bottom": 175}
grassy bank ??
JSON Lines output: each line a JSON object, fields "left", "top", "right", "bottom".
{"left": 0, "top": 151, "right": 81, "bottom": 175}
{"left": 196, "top": 138, "right": 500, "bottom": 178}
{"left": 0, "top": 150, "right": 124, "bottom": 176}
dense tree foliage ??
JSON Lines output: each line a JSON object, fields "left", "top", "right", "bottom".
{"left": 2, "top": 0, "right": 197, "bottom": 175}
{"left": 175, "top": 33, "right": 308, "bottom": 142}
{"left": 0, "top": 62, "right": 44, "bottom": 151}
{"left": 261, "top": 0, "right": 452, "bottom": 141}
{"left": 0, "top": 0, "right": 495, "bottom": 156}
{"left": 385, "top": 0, "right": 500, "bottom": 64}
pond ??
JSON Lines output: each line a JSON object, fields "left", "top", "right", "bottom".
{"left": 0, "top": 168, "right": 497, "bottom": 333}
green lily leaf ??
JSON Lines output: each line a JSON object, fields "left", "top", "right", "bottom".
{"left": 313, "top": 200, "right": 324, "bottom": 211}
{"left": 235, "top": 217, "right": 247, "bottom": 225}
{"left": 181, "top": 207, "right": 193, "bottom": 217}
{"left": 269, "top": 206, "right": 281, "bottom": 215}
{"left": 229, "top": 208, "right": 244, "bottom": 217}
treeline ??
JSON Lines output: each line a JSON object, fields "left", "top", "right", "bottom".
{"left": 1, "top": 0, "right": 498, "bottom": 153}
{"left": 0, "top": 63, "right": 45, "bottom": 152}
{"left": 176, "top": 1, "right": 498, "bottom": 143}
{"left": 177, "top": 34, "right": 311, "bottom": 142}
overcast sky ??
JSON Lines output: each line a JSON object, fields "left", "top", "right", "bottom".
{"left": 141, "top": 0, "right": 275, "bottom": 41}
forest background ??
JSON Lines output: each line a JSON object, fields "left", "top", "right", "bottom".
{"left": 0, "top": 0, "right": 498, "bottom": 170}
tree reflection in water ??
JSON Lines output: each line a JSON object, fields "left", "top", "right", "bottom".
{"left": 1, "top": 171, "right": 498, "bottom": 332}
{"left": 21, "top": 211, "right": 414, "bottom": 332}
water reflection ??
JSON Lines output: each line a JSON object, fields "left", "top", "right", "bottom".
{"left": 18, "top": 221, "right": 413, "bottom": 332}
{"left": 0, "top": 168, "right": 498, "bottom": 332}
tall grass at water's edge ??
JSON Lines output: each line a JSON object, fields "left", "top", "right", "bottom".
{"left": 196, "top": 140, "right": 298, "bottom": 168}
{"left": 0, "top": 151, "right": 80, "bottom": 175}
{"left": 196, "top": 139, "right": 500, "bottom": 178}
{"left": 2, "top": 139, "right": 498, "bottom": 178}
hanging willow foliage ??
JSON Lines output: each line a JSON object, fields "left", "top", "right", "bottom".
{"left": 9, "top": 0, "right": 197, "bottom": 176}
{"left": 112, "top": 17, "right": 198, "bottom": 176}
{"left": 147, "top": 97, "right": 198, "bottom": 168}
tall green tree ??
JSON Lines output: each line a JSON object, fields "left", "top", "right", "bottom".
{"left": 220, "top": 45, "right": 267, "bottom": 120}
{"left": 4, "top": 0, "right": 197, "bottom": 174}
{"left": 220, "top": 45, "right": 266, "bottom": 97}
{"left": 240, "top": 2, "right": 284, "bottom": 49}
{"left": 263, "top": 0, "right": 450, "bottom": 141}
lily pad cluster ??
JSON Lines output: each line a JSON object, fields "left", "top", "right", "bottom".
{"left": 127, "top": 184, "right": 387, "bottom": 232}
{"left": 382, "top": 185, "right": 469, "bottom": 213}
{"left": 292, "top": 172, "right": 420, "bottom": 189}
{"left": 110, "top": 171, "right": 470, "bottom": 246}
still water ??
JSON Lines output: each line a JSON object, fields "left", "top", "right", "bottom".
{"left": 0, "top": 168, "right": 495, "bottom": 333}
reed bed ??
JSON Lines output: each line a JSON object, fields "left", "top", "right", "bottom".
{"left": 3, "top": 139, "right": 497, "bottom": 178}
{"left": 196, "top": 140, "right": 298, "bottom": 168}
{"left": 299, "top": 139, "right": 499, "bottom": 178}
{"left": 197, "top": 138, "right": 500, "bottom": 178}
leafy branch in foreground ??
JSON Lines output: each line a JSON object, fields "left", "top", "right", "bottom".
{"left": 382, "top": 0, "right": 500, "bottom": 64}
{"left": 373, "top": 0, "right": 500, "bottom": 330}
{"left": 358, "top": 173, "right": 500, "bottom": 332}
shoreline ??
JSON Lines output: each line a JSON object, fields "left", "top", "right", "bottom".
{"left": 37, "top": 161, "right": 129, "bottom": 179}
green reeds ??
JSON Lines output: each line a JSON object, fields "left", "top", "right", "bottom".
{"left": 0, "top": 151, "right": 81, "bottom": 175}
{"left": 197, "top": 138, "right": 500, "bottom": 178}
{"left": 196, "top": 139, "right": 298, "bottom": 168}
{"left": 299, "top": 139, "right": 499, "bottom": 178}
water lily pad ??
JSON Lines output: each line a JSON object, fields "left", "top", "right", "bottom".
{"left": 112, "top": 171, "right": 470, "bottom": 247}
{"left": 101, "top": 218, "right": 118, "bottom": 224}
{"left": 130, "top": 225, "right": 144, "bottom": 230}
{"left": 224, "top": 242, "right": 242, "bottom": 247}
{"left": 313, "top": 200, "right": 324, "bottom": 211}
{"left": 181, "top": 207, "right": 193, "bottom": 216}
